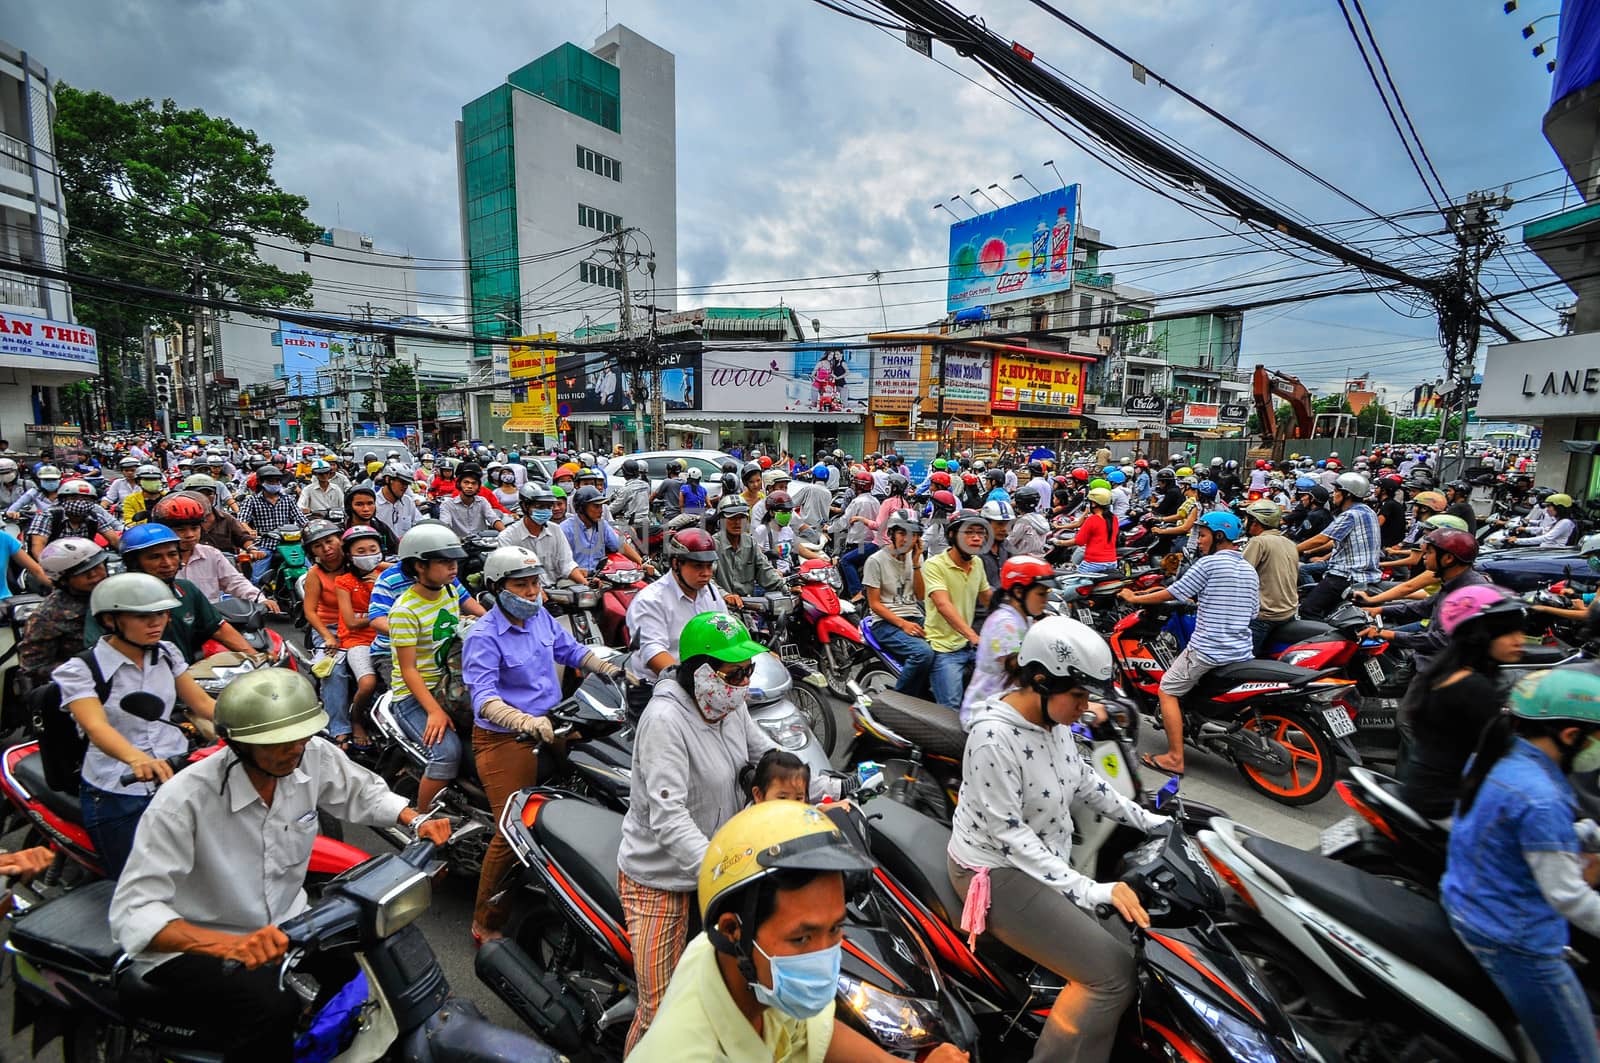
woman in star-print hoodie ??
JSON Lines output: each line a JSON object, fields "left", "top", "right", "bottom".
{"left": 947, "top": 614, "right": 1164, "bottom": 1063}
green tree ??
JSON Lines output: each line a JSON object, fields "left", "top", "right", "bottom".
{"left": 53, "top": 86, "right": 319, "bottom": 421}
{"left": 297, "top": 400, "right": 324, "bottom": 442}
{"left": 361, "top": 360, "right": 437, "bottom": 423}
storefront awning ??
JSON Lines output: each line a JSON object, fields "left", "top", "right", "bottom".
{"left": 502, "top": 417, "right": 543, "bottom": 431}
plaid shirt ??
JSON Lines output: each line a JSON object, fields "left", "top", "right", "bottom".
{"left": 1323, "top": 502, "right": 1383, "bottom": 583}
{"left": 237, "top": 491, "right": 307, "bottom": 549}
{"left": 26, "top": 505, "right": 120, "bottom": 543}
{"left": 17, "top": 588, "right": 91, "bottom": 687}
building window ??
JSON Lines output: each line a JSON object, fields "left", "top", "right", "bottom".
{"left": 580, "top": 261, "right": 623, "bottom": 290}
{"left": 578, "top": 203, "right": 623, "bottom": 233}
{"left": 576, "top": 144, "right": 622, "bottom": 181}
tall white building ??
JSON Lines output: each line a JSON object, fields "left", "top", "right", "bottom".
{"left": 0, "top": 39, "right": 96, "bottom": 445}
{"left": 456, "top": 24, "right": 677, "bottom": 442}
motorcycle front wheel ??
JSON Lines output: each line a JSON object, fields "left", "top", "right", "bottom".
{"left": 789, "top": 681, "right": 838, "bottom": 759}
{"left": 852, "top": 663, "right": 897, "bottom": 698}
{"left": 1236, "top": 707, "right": 1338, "bottom": 806}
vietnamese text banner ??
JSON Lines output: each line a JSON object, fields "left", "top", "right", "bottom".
{"left": 0, "top": 310, "right": 98, "bottom": 370}
{"left": 991, "top": 351, "right": 1085, "bottom": 416}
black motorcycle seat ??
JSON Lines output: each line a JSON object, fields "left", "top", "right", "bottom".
{"left": 1197, "top": 659, "right": 1333, "bottom": 691}
{"left": 865, "top": 797, "right": 966, "bottom": 929}
{"left": 533, "top": 797, "right": 625, "bottom": 925}
{"left": 212, "top": 597, "right": 262, "bottom": 631}
{"left": 865, "top": 691, "right": 967, "bottom": 761}
{"left": 14, "top": 749, "right": 83, "bottom": 825}
{"left": 9, "top": 879, "right": 122, "bottom": 975}
{"left": 1239, "top": 834, "right": 1514, "bottom": 1024}
{"left": 1519, "top": 643, "right": 1574, "bottom": 665}
{"left": 1268, "top": 618, "right": 1339, "bottom": 644}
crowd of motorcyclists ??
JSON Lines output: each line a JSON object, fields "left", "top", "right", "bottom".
{"left": 0, "top": 428, "right": 1593, "bottom": 1061}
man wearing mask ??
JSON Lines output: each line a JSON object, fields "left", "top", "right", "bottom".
{"left": 237, "top": 466, "right": 307, "bottom": 584}
{"left": 28, "top": 480, "right": 122, "bottom": 560}
{"left": 1297, "top": 472, "right": 1382, "bottom": 621}
{"left": 375, "top": 465, "right": 425, "bottom": 539}
{"left": 437, "top": 463, "right": 504, "bottom": 538}
{"left": 499, "top": 483, "right": 586, "bottom": 587}
{"left": 6, "top": 464, "right": 64, "bottom": 524}
{"left": 712, "top": 496, "right": 784, "bottom": 610}
{"left": 120, "top": 465, "right": 169, "bottom": 526}
{"left": 564, "top": 486, "right": 650, "bottom": 575}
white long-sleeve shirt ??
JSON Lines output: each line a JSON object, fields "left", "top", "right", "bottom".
{"left": 1515, "top": 517, "right": 1576, "bottom": 548}
{"left": 949, "top": 699, "right": 1162, "bottom": 910}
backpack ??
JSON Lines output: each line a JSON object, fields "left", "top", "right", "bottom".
{"left": 27, "top": 648, "right": 109, "bottom": 796}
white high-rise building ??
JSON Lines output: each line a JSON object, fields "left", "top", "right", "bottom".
{"left": 456, "top": 24, "right": 677, "bottom": 441}
{"left": 0, "top": 39, "right": 96, "bottom": 445}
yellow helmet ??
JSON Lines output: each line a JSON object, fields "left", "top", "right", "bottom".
{"left": 698, "top": 801, "right": 875, "bottom": 925}
{"left": 1176, "top": 466, "right": 1194, "bottom": 478}
{"left": 1547, "top": 493, "right": 1574, "bottom": 508}
{"left": 366, "top": 460, "right": 384, "bottom": 476}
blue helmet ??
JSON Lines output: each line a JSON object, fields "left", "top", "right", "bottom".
{"left": 811, "top": 463, "right": 829, "bottom": 481}
{"left": 1196, "top": 480, "right": 1219, "bottom": 499}
{"left": 1102, "top": 465, "right": 1117, "bottom": 476}
{"left": 1107, "top": 470, "right": 1127, "bottom": 484}
{"left": 1316, "top": 460, "right": 1328, "bottom": 469}
{"left": 1197, "top": 511, "right": 1244, "bottom": 542}
{"left": 120, "top": 523, "right": 180, "bottom": 558}
{"left": 1294, "top": 476, "right": 1318, "bottom": 491}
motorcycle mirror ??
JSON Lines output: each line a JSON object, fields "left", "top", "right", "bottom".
{"left": 477, "top": 591, "right": 498, "bottom": 609}
{"left": 119, "top": 691, "right": 169, "bottom": 722}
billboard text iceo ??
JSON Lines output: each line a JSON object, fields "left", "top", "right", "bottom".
{"left": 947, "top": 185, "right": 1079, "bottom": 315}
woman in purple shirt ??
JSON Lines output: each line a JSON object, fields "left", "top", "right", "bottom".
{"left": 460, "top": 545, "right": 631, "bottom": 943}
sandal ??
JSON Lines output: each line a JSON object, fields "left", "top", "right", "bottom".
{"left": 1139, "top": 752, "right": 1185, "bottom": 777}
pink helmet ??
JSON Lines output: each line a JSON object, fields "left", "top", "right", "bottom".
{"left": 1437, "top": 584, "right": 1520, "bottom": 638}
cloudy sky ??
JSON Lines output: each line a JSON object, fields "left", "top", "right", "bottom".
{"left": 6, "top": 0, "right": 1573, "bottom": 395}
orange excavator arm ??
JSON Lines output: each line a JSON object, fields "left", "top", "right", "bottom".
{"left": 1252, "top": 364, "right": 1314, "bottom": 440}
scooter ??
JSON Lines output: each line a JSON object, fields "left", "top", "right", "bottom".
{"left": 6, "top": 836, "right": 561, "bottom": 1062}
{"left": 1108, "top": 603, "right": 1361, "bottom": 805}
{"left": 1198, "top": 817, "right": 1543, "bottom": 1061}
{"left": 0, "top": 592, "right": 46, "bottom": 735}
{"left": 263, "top": 525, "right": 310, "bottom": 614}
{"left": 478, "top": 787, "right": 980, "bottom": 1060}
{"left": 0, "top": 738, "right": 366, "bottom": 887}
{"left": 739, "top": 590, "right": 840, "bottom": 757}
{"left": 862, "top": 784, "right": 1316, "bottom": 1060}
{"left": 587, "top": 552, "right": 648, "bottom": 649}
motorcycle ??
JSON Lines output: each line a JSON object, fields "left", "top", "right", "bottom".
{"left": 6, "top": 836, "right": 561, "bottom": 1063}
{"left": 478, "top": 787, "right": 980, "bottom": 1059}
{"left": 458, "top": 530, "right": 506, "bottom": 592}
{"left": 1108, "top": 603, "right": 1361, "bottom": 805}
{"left": 1198, "top": 816, "right": 1550, "bottom": 1061}
{"left": 0, "top": 737, "right": 366, "bottom": 887}
{"left": 0, "top": 592, "right": 46, "bottom": 735}
{"left": 739, "top": 588, "right": 841, "bottom": 757}
{"left": 262, "top": 524, "right": 310, "bottom": 614}
{"left": 588, "top": 551, "right": 648, "bottom": 649}
{"left": 206, "top": 595, "right": 302, "bottom": 668}
{"left": 862, "top": 783, "right": 1316, "bottom": 1060}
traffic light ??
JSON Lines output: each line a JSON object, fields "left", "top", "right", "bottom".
{"left": 154, "top": 368, "right": 171, "bottom": 408}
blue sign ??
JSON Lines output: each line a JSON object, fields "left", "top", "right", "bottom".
{"left": 947, "top": 185, "right": 1079, "bottom": 314}
{"left": 280, "top": 322, "right": 358, "bottom": 397}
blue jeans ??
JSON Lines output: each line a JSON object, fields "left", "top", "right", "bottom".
{"left": 310, "top": 631, "right": 352, "bottom": 739}
{"left": 81, "top": 782, "right": 153, "bottom": 878}
{"left": 391, "top": 694, "right": 462, "bottom": 781}
{"left": 1076, "top": 559, "right": 1117, "bottom": 576}
{"left": 930, "top": 644, "right": 975, "bottom": 711}
{"left": 1450, "top": 915, "right": 1600, "bottom": 1063}
{"left": 839, "top": 542, "right": 878, "bottom": 597}
{"left": 870, "top": 620, "right": 934, "bottom": 699}
{"left": 252, "top": 554, "right": 273, "bottom": 584}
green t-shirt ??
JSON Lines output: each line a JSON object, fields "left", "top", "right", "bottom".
{"left": 83, "top": 577, "right": 222, "bottom": 664}
{"left": 387, "top": 583, "right": 461, "bottom": 692}
{"left": 922, "top": 550, "right": 988, "bottom": 653}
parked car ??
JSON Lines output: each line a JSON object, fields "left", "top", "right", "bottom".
{"left": 341, "top": 436, "right": 409, "bottom": 465}
{"left": 603, "top": 449, "right": 730, "bottom": 504}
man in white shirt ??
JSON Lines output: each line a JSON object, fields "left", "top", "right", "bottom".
{"left": 623, "top": 527, "right": 726, "bottom": 682}
{"left": 374, "top": 465, "right": 424, "bottom": 539}
{"left": 297, "top": 461, "right": 344, "bottom": 517}
{"left": 109, "top": 669, "right": 449, "bottom": 1062}
{"left": 499, "top": 483, "right": 585, "bottom": 587}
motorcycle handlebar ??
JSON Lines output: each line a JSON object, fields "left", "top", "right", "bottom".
{"left": 118, "top": 751, "right": 193, "bottom": 787}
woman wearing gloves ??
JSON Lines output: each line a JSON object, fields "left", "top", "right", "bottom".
{"left": 948, "top": 615, "right": 1163, "bottom": 1063}
{"left": 1442, "top": 669, "right": 1600, "bottom": 1063}
{"left": 460, "top": 546, "right": 631, "bottom": 945}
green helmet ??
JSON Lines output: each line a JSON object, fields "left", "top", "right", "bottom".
{"left": 678, "top": 611, "right": 766, "bottom": 665}
{"left": 1088, "top": 478, "right": 1111, "bottom": 491}
{"left": 1422, "top": 514, "right": 1470, "bottom": 532}
{"left": 1509, "top": 669, "right": 1600, "bottom": 725}
{"left": 215, "top": 669, "right": 330, "bottom": 744}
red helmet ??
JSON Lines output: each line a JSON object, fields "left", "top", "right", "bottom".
{"left": 758, "top": 455, "right": 773, "bottom": 470}
{"left": 1254, "top": 459, "right": 1267, "bottom": 469}
{"left": 151, "top": 492, "right": 208, "bottom": 527}
{"left": 851, "top": 471, "right": 873, "bottom": 489}
{"left": 1000, "top": 554, "right": 1055, "bottom": 591}
{"left": 930, "top": 471, "right": 952, "bottom": 488}
{"left": 1134, "top": 459, "right": 1149, "bottom": 468}
{"left": 961, "top": 472, "right": 979, "bottom": 486}
{"left": 1071, "top": 468, "right": 1090, "bottom": 482}
{"left": 667, "top": 528, "right": 718, "bottom": 562}
{"left": 1423, "top": 527, "right": 1478, "bottom": 566}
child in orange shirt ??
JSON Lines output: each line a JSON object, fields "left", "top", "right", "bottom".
{"left": 335, "top": 525, "right": 389, "bottom": 749}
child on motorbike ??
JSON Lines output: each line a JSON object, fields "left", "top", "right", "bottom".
{"left": 333, "top": 525, "right": 388, "bottom": 751}
{"left": 1441, "top": 669, "right": 1600, "bottom": 1063}
{"left": 748, "top": 748, "right": 810, "bottom": 804}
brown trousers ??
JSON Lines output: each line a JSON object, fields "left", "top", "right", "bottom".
{"left": 471, "top": 726, "right": 544, "bottom": 931}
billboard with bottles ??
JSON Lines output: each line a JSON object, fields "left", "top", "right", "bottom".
{"left": 946, "top": 184, "right": 1079, "bottom": 315}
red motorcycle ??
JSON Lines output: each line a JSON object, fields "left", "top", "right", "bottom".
{"left": 588, "top": 551, "right": 648, "bottom": 649}
{"left": 781, "top": 557, "right": 868, "bottom": 698}
{"left": 1108, "top": 604, "right": 1360, "bottom": 806}
{"left": 0, "top": 739, "right": 367, "bottom": 882}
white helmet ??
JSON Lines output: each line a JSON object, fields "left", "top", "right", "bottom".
{"left": 37, "top": 465, "right": 62, "bottom": 482}
{"left": 1017, "top": 615, "right": 1115, "bottom": 694}
{"left": 1579, "top": 532, "right": 1600, "bottom": 557}
{"left": 396, "top": 522, "right": 466, "bottom": 563}
{"left": 483, "top": 546, "right": 543, "bottom": 586}
{"left": 980, "top": 499, "right": 1015, "bottom": 523}
{"left": 136, "top": 464, "right": 162, "bottom": 480}
{"left": 39, "top": 537, "right": 111, "bottom": 580}
{"left": 88, "top": 572, "right": 181, "bottom": 617}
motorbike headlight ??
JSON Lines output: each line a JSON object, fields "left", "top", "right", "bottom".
{"left": 756, "top": 712, "right": 810, "bottom": 751}
{"left": 372, "top": 870, "right": 432, "bottom": 938}
{"left": 1172, "top": 982, "right": 1282, "bottom": 1063}
{"left": 825, "top": 568, "right": 843, "bottom": 590}
{"left": 836, "top": 973, "right": 948, "bottom": 1052}
{"left": 768, "top": 594, "right": 796, "bottom": 619}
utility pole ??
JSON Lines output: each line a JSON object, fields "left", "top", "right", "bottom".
{"left": 414, "top": 349, "right": 425, "bottom": 450}
{"left": 1435, "top": 190, "right": 1508, "bottom": 479}
{"left": 611, "top": 232, "right": 647, "bottom": 454}
{"left": 190, "top": 266, "right": 209, "bottom": 433}
{"left": 936, "top": 344, "right": 948, "bottom": 455}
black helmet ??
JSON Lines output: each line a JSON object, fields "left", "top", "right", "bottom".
{"left": 1012, "top": 485, "right": 1041, "bottom": 513}
{"left": 572, "top": 485, "right": 604, "bottom": 509}
{"left": 1308, "top": 485, "right": 1330, "bottom": 504}
{"left": 621, "top": 458, "right": 642, "bottom": 478}
{"left": 887, "top": 473, "right": 908, "bottom": 497}
{"left": 984, "top": 468, "right": 1005, "bottom": 485}
{"left": 666, "top": 460, "right": 683, "bottom": 477}
{"left": 741, "top": 462, "right": 763, "bottom": 483}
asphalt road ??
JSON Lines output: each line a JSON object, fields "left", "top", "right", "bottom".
{"left": 0, "top": 670, "right": 1352, "bottom": 1058}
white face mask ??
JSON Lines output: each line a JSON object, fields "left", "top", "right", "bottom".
{"left": 351, "top": 553, "right": 382, "bottom": 573}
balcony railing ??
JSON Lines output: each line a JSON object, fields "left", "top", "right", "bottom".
{"left": 0, "top": 132, "right": 27, "bottom": 176}
{"left": 0, "top": 268, "right": 43, "bottom": 310}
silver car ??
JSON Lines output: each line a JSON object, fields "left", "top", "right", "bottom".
{"left": 603, "top": 448, "right": 732, "bottom": 505}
